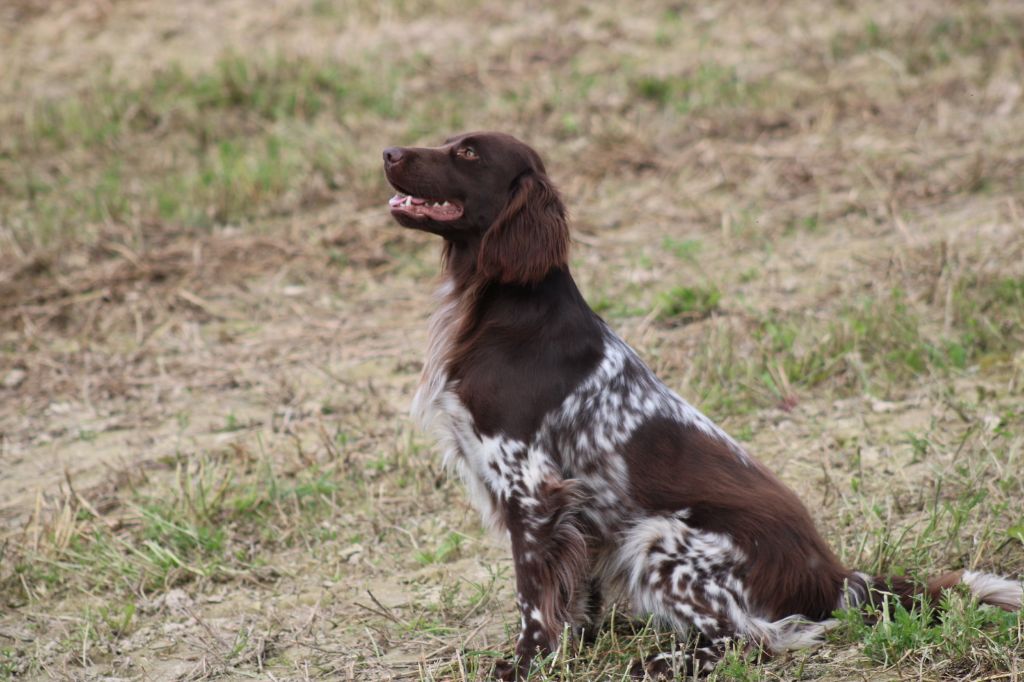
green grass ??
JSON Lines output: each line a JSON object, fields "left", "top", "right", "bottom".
{"left": 834, "top": 592, "right": 1023, "bottom": 672}
{"left": 684, "top": 277, "right": 1024, "bottom": 418}
{"left": 415, "top": 531, "right": 466, "bottom": 566}
{"left": 829, "top": 11, "right": 1024, "bottom": 75}
{"left": 1, "top": 447, "right": 362, "bottom": 603}
{"left": 16, "top": 55, "right": 390, "bottom": 154}
{"left": 632, "top": 63, "right": 761, "bottom": 114}
{"left": 655, "top": 284, "right": 721, "bottom": 323}
{"left": 0, "top": 648, "right": 19, "bottom": 679}
{"left": 661, "top": 236, "right": 702, "bottom": 261}
{"left": 0, "top": 52, "right": 477, "bottom": 249}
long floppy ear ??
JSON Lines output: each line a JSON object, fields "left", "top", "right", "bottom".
{"left": 478, "top": 171, "right": 570, "bottom": 285}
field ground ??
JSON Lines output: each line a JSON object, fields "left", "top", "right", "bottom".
{"left": 1, "top": 0, "right": 1023, "bottom": 680}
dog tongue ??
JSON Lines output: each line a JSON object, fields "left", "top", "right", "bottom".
{"left": 388, "top": 194, "right": 429, "bottom": 207}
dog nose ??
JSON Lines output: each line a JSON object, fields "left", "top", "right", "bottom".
{"left": 383, "top": 147, "right": 404, "bottom": 166}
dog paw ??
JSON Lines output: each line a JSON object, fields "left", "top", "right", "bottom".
{"left": 492, "top": 659, "right": 520, "bottom": 681}
{"left": 629, "top": 653, "right": 679, "bottom": 680}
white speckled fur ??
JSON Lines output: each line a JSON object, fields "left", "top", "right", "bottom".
{"left": 413, "top": 287, "right": 749, "bottom": 536}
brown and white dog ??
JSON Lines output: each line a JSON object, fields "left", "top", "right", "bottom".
{"left": 382, "top": 132, "right": 1021, "bottom": 679}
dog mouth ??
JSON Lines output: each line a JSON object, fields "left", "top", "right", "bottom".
{"left": 388, "top": 193, "right": 464, "bottom": 221}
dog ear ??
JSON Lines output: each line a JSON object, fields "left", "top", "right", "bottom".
{"left": 478, "top": 171, "right": 569, "bottom": 285}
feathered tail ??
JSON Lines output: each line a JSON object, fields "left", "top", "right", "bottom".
{"left": 841, "top": 569, "right": 1023, "bottom": 613}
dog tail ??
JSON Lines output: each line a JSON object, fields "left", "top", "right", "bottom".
{"left": 840, "top": 569, "right": 1022, "bottom": 613}
{"left": 754, "top": 569, "right": 1022, "bottom": 654}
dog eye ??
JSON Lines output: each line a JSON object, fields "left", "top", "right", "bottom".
{"left": 457, "top": 146, "right": 478, "bottom": 160}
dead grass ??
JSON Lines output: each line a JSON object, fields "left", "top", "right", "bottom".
{"left": 1, "top": 0, "right": 1023, "bottom": 679}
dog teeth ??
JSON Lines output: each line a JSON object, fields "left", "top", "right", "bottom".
{"left": 392, "top": 196, "right": 454, "bottom": 210}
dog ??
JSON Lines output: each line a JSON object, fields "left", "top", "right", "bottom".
{"left": 383, "top": 131, "right": 1022, "bottom": 679}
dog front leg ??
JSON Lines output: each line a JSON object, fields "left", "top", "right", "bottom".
{"left": 493, "top": 478, "right": 588, "bottom": 680}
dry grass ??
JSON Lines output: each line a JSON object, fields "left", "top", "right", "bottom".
{"left": 1, "top": 0, "right": 1023, "bottom": 679}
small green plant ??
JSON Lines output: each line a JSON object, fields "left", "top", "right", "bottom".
{"left": 904, "top": 432, "right": 931, "bottom": 462}
{"left": 415, "top": 531, "right": 464, "bottom": 566}
{"left": 785, "top": 215, "right": 820, "bottom": 234}
{"left": 656, "top": 285, "right": 721, "bottom": 323}
{"left": 220, "top": 412, "right": 243, "bottom": 432}
{"left": 632, "top": 63, "right": 758, "bottom": 113}
{"left": 0, "top": 647, "right": 19, "bottom": 679}
{"left": 661, "top": 236, "right": 702, "bottom": 261}
{"left": 713, "top": 642, "right": 761, "bottom": 681}
{"left": 99, "top": 602, "right": 136, "bottom": 638}
{"left": 834, "top": 590, "right": 1022, "bottom": 669}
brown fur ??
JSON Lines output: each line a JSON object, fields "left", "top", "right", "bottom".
{"left": 869, "top": 570, "right": 967, "bottom": 612}
{"left": 623, "top": 417, "right": 850, "bottom": 620}
{"left": 478, "top": 172, "right": 569, "bottom": 286}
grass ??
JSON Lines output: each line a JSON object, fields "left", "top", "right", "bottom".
{"left": 655, "top": 272, "right": 1024, "bottom": 417}
{"left": 0, "top": 51, "right": 472, "bottom": 250}
{"left": 632, "top": 62, "right": 759, "bottom": 114}
{"left": 2, "top": 0, "right": 1023, "bottom": 679}
{"left": 655, "top": 284, "right": 721, "bottom": 324}
{"left": 4, "top": 447, "right": 345, "bottom": 604}
{"left": 828, "top": 11, "right": 1024, "bottom": 74}
{"left": 833, "top": 592, "right": 1023, "bottom": 673}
